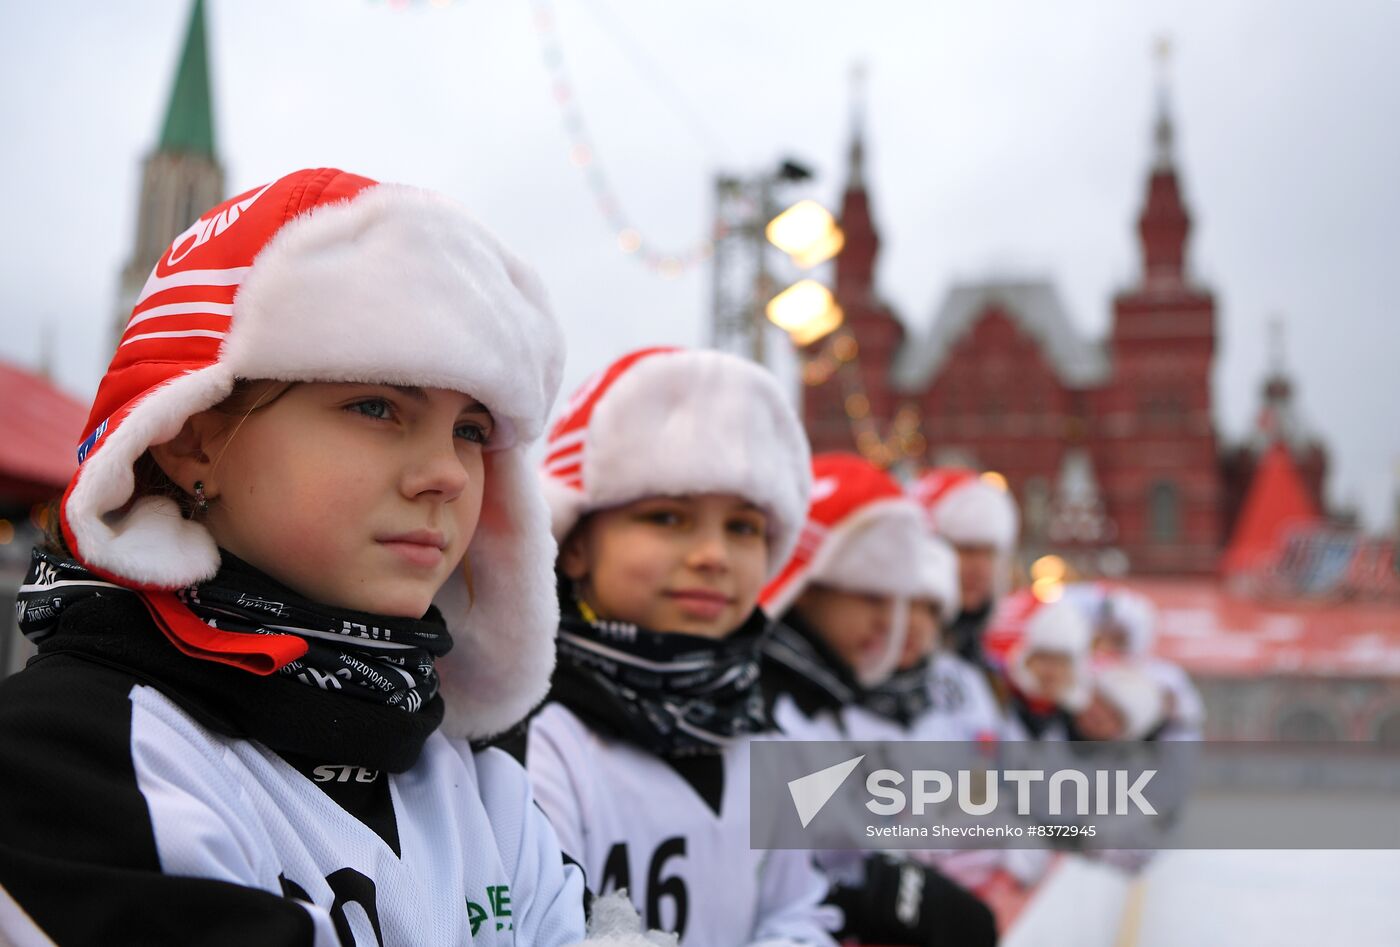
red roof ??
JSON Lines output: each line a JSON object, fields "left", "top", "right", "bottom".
{"left": 0, "top": 360, "right": 88, "bottom": 504}
{"left": 1221, "top": 443, "right": 1322, "bottom": 575}
{"left": 987, "top": 582, "right": 1400, "bottom": 679}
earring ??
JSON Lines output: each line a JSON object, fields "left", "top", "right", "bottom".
{"left": 193, "top": 480, "right": 210, "bottom": 515}
{"left": 572, "top": 580, "right": 599, "bottom": 624}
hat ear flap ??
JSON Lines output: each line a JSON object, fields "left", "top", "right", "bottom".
{"left": 435, "top": 448, "right": 560, "bottom": 741}
{"left": 61, "top": 365, "right": 234, "bottom": 589}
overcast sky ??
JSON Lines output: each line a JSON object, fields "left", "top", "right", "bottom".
{"left": 3, "top": 0, "right": 1398, "bottom": 530}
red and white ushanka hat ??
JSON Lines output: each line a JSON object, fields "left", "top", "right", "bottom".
{"left": 760, "top": 453, "right": 928, "bottom": 685}
{"left": 539, "top": 346, "right": 812, "bottom": 577}
{"left": 1007, "top": 598, "right": 1093, "bottom": 712}
{"left": 911, "top": 467, "right": 1020, "bottom": 552}
{"left": 61, "top": 167, "right": 565, "bottom": 741}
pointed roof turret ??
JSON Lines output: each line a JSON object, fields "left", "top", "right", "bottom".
{"left": 1151, "top": 37, "right": 1176, "bottom": 172}
{"left": 1136, "top": 36, "right": 1191, "bottom": 285}
{"left": 158, "top": 0, "right": 216, "bottom": 158}
{"left": 1250, "top": 316, "right": 1323, "bottom": 455}
{"left": 1222, "top": 443, "right": 1322, "bottom": 575}
{"left": 836, "top": 61, "right": 880, "bottom": 297}
{"left": 846, "top": 61, "right": 868, "bottom": 191}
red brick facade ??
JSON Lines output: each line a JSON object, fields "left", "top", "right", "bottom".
{"left": 801, "top": 106, "right": 1326, "bottom": 577}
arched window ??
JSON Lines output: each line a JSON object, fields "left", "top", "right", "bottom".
{"left": 1148, "top": 481, "right": 1180, "bottom": 543}
{"left": 1374, "top": 710, "right": 1400, "bottom": 745}
{"left": 1023, "top": 476, "right": 1051, "bottom": 543}
{"left": 1276, "top": 706, "right": 1339, "bottom": 742}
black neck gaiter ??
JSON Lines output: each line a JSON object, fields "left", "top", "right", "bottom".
{"left": 17, "top": 548, "right": 452, "bottom": 771}
{"left": 760, "top": 609, "right": 864, "bottom": 718}
{"left": 859, "top": 657, "right": 933, "bottom": 727}
{"left": 551, "top": 584, "right": 773, "bottom": 758}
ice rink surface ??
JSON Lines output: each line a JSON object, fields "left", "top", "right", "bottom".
{"left": 1003, "top": 850, "right": 1400, "bottom": 947}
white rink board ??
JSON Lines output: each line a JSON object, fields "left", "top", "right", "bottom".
{"left": 1003, "top": 851, "right": 1400, "bottom": 947}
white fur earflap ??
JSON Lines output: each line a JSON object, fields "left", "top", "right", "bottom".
{"left": 915, "top": 536, "right": 961, "bottom": 624}
{"left": 61, "top": 365, "right": 235, "bottom": 587}
{"left": 435, "top": 447, "right": 560, "bottom": 742}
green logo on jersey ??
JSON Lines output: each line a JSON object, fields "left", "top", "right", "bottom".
{"left": 466, "top": 884, "right": 513, "bottom": 936}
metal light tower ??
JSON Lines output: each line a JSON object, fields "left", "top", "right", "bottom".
{"left": 709, "top": 173, "right": 770, "bottom": 361}
{"left": 708, "top": 160, "right": 843, "bottom": 366}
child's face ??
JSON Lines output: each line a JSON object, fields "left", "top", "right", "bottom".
{"left": 192, "top": 382, "right": 491, "bottom": 617}
{"left": 1094, "top": 623, "right": 1132, "bottom": 657}
{"left": 1024, "top": 651, "right": 1075, "bottom": 702}
{"left": 954, "top": 544, "right": 998, "bottom": 612}
{"left": 560, "top": 494, "right": 769, "bottom": 638}
{"left": 793, "top": 585, "right": 898, "bottom": 679}
{"left": 898, "top": 599, "right": 943, "bottom": 671}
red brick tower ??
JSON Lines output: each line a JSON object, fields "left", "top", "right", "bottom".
{"left": 1097, "top": 76, "right": 1222, "bottom": 574}
{"left": 801, "top": 86, "right": 905, "bottom": 455}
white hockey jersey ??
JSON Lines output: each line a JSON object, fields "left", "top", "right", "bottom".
{"left": 0, "top": 651, "right": 588, "bottom": 946}
{"left": 523, "top": 702, "right": 839, "bottom": 947}
{"left": 1140, "top": 657, "right": 1205, "bottom": 741}
{"left": 926, "top": 652, "right": 1006, "bottom": 742}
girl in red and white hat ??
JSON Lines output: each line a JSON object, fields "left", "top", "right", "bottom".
{"left": 851, "top": 534, "right": 970, "bottom": 741}
{"left": 1002, "top": 599, "right": 1096, "bottom": 741}
{"left": 911, "top": 468, "right": 1020, "bottom": 672}
{"left": 1073, "top": 584, "right": 1201, "bottom": 741}
{"left": 0, "top": 169, "right": 596, "bottom": 945}
{"left": 758, "top": 453, "right": 926, "bottom": 740}
{"left": 760, "top": 456, "right": 998, "bottom": 947}
{"left": 520, "top": 347, "right": 838, "bottom": 947}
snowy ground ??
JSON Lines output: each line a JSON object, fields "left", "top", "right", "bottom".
{"left": 1003, "top": 850, "right": 1400, "bottom": 947}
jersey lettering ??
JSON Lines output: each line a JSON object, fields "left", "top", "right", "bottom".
{"left": 598, "top": 838, "right": 690, "bottom": 938}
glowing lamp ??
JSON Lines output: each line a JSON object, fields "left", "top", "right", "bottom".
{"left": 766, "top": 279, "right": 844, "bottom": 346}
{"left": 765, "top": 200, "right": 845, "bottom": 268}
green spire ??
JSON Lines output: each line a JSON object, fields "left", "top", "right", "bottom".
{"left": 158, "top": 0, "right": 216, "bottom": 157}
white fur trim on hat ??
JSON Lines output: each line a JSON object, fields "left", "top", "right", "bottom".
{"left": 226, "top": 183, "right": 562, "bottom": 451}
{"left": 914, "top": 536, "right": 961, "bottom": 624}
{"left": 543, "top": 349, "right": 811, "bottom": 579}
{"left": 1093, "top": 665, "right": 1167, "bottom": 740}
{"left": 764, "top": 498, "right": 927, "bottom": 619}
{"left": 929, "top": 479, "right": 1019, "bottom": 552}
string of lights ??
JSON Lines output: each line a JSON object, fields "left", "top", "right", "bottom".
{"left": 368, "top": 0, "right": 467, "bottom": 10}
{"left": 802, "top": 330, "right": 927, "bottom": 470}
{"left": 369, "top": 0, "right": 718, "bottom": 276}
{"left": 530, "top": 0, "right": 716, "bottom": 277}
{"left": 369, "top": 0, "right": 918, "bottom": 468}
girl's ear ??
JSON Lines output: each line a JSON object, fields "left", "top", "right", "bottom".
{"left": 558, "top": 524, "right": 593, "bottom": 581}
{"left": 147, "top": 410, "right": 228, "bottom": 498}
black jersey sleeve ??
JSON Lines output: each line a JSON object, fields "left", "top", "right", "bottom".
{"left": 0, "top": 655, "right": 326, "bottom": 947}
